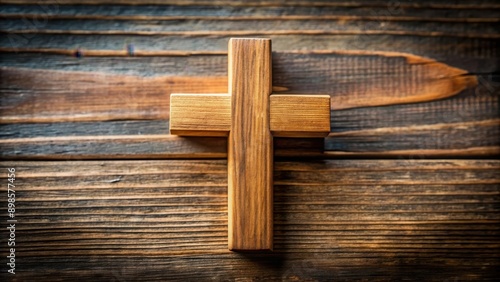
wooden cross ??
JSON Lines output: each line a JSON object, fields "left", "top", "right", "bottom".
{"left": 170, "top": 38, "right": 331, "bottom": 251}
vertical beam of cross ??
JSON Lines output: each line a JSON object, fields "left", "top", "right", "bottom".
{"left": 228, "top": 39, "right": 273, "bottom": 250}
{"left": 170, "top": 38, "right": 330, "bottom": 251}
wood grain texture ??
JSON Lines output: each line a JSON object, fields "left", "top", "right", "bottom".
{"left": 170, "top": 94, "right": 230, "bottom": 136}
{"left": 1, "top": 1, "right": 498, "bottom": 60}
{"left": 3, "top": 14, "right": 498, "bottom": 43}
{"left": 2, "top": 2, "right": 498, "bottom": 73}
{"left": 2, "top": 0, "right": 500, "bottom": 8}
{"left": 270, "top": 94, "right": 331, "bottom": 137}
{"left": 0, "top": 67, "right": 227, "bottom": 123}
{"left": 170, "top": 94, "right": 330, "bottom": 138}
{"left": 1, "top": 84, "right": 498, "bottom": 159}
{"left": 228, "top": 38, "right": 273, "bottom": 251}
{"left": 0, "top": 52, "right": 477, "bottom": 122}
{"left": 0, "top": 1, "right": 498, "bottom": 279}
{"left": 1, "top": 3, "right": 499, "bottom": 20}
{"left": 0, "top": 159, "right": 498, "bottom": 280}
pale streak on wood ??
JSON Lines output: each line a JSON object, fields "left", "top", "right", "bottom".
{"left": 270, "top": 94, "right": 331, "bottom": 137}
{"left": 170, "top": 94, "right": 230, "bottom": 136}
{"left": 328, "top": 54, "right": 477, "bottom": 109}
{"left": 323, "top": 147, "right": 500, "bottom": 158}
{"left": 0, "top": 67, "right": 227, "bottom": 123}
{"left": 0, "top": 47, "right": 228, "bottom": 57}
{"left": 228, "top": 38, "right": 273, "bottom": 251}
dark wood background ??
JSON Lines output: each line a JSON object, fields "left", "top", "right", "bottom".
{"left": 1, "top": 0, "right": 499, "bottom": 280}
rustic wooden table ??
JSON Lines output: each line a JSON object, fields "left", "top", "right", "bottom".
{"left": 1, "top": 0, "right": 499, "bottom": 280}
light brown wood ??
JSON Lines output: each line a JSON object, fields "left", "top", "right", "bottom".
{"left": 170, "top": 94, "right": 230, "bottom": 136}
{"left": 170, "top": 93, "right": 331, "bottom": 137}
{"left": 270, "top": 94, "right": 331, "bottom": 137}
{"left": 166, "top": 39, "right": 331, "bottom": 250}
{"left": 228, "top": 38, "right": 273, "bottom": 251}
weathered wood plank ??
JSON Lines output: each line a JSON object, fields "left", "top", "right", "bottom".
{"left": 6, "top": 257, "right": 500, "bottom": 281}
{"left": 3, "top": 18, "right": 498, "bottom": 37}
{"left": 2, "top": 7, "right": 499, "bottom": 21}
{"left": 1, "top": 123, "right": 497, "bottom": 159}
{"left": 0, "top": 66, "right": 227, "bottom": 123}
{"left": 0, "top": 135, "right": 229, "bottom": 159}
{"left": 1, "top": 1, "right": 498, "bottom": 75}
{"left": 228, "top": 38, "right": 273, "bottom": 250}
{"left": 0, "top": 159, "right": 498, "bottom": 280}
{"left": 1, "top": 84, "right": 498, "bottom": 159}
{"left": 270, "top": 95, "right": 331, "bottom": 137}
{"left": 2, "top": 0, "right": 500, "bottom": 7}
{"left": 1, "top": 36, "right": 497, "bottom": 73}
{"left": 0, "top": 50, "right": 477, "bottom": 122}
